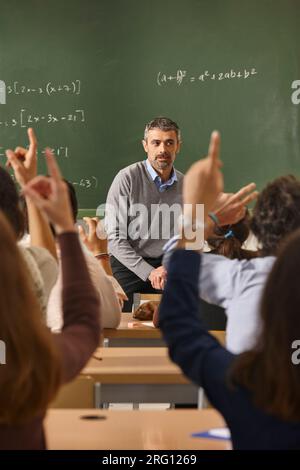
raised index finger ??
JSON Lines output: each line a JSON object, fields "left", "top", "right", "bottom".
{"left": 27, "top": 128, "right": 37, "bottom": 152}
{"left": 208, "top": 130, "right": 221, "bottom": 163}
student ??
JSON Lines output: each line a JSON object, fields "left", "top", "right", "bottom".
{"left": 1, "top": 129, "right": 58, "bottom": 315}
{"left": 5, "top": 128, "right": 57, "bottom": 261}
{"left": 47, "top": 181, "right": 125, "bottom": 331}
{"left": 164, "top": 174, "right": 300, "bottom": 353}
{"left": 0, "top": 150, "right": 100, "bottom": 450}
{"left": 159, "top": 133, "right": 300, "bottom": 449}
{"left": 78, "top": 216, "right": 128, "bottom": 309}
{"left": 105, "top": 117, "right": 184, "bottom": 311}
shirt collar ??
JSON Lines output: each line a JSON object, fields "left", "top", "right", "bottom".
{"left": 145, "top": 159, "right": 177, "bottom": 184}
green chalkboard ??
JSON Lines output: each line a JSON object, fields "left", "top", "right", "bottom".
{"left": 1, "top": 0, "right": 300, "bottom": 214}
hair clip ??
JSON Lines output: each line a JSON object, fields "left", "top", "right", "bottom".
{"left": 224, "top": 229, "right": 235, "bottom": 239}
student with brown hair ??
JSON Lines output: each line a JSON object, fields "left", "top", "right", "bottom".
{"left": 164, "top": 172, "right": 300, "bottom": 352}
{"left": 0, "top": 150, "right": 100, "bottom": 449}
{"left": 4, "top": 128, "right": 58, "bottom": 315}
{"left": 47, "top": 181, "right": 126, "bottom": 332}
{"left": 207, "top": 209, "right": 257, "bottom": 260}
{"left": 159, "top": 132, "right": 300, "bottom": 449}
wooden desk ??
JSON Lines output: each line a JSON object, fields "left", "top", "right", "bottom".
{"left": 103, "top": 313, "right": 226, "bottom": 348}
{"left": 45, "top": 408, "right": 231, "bottom": 450}
{"left": 82, "top": 347, "right": 198, "bottom": 406}
{"left": 103, "top": 313, "right": 164, "bottom": 347}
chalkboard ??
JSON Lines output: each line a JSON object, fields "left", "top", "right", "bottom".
{"left": 1, "top": 0, "right": 300, "bottom": 213}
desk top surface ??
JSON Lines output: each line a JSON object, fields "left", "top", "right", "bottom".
{"left": 103, "top": 313, "right": 226, "bottom": 344}
{"left": 103, "top": 313, "right": 161, "bottom": 339}
{"left": 82, "top": 347, "right": 189, "bottom": 384}
{"left": 45, "top": 408, "right": 230, "bottom": 450}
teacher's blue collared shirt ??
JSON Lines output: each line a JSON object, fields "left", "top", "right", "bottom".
{"left": 145, "top": 159, "right": 177, "bottom": 193}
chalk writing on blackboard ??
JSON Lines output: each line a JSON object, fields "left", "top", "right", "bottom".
{"left": 0, "top": 146, "right": 69, "bottom": 159}
{"left": 157, "top": 68, "right": 258, "bottom": 86}
{"left": 5, "top": 80, "right": 81, "bottom": 96}
{"left": 0, "top": 109, "right": 85, "bottom": 128}
{"left": 5, "top": 168, "right": 97, "bottom": 192}
{"left": 72, "top": 176, "right": 98, "bottom": 190}
{"left": 41, "top": 147, "right": 69, "bottom": 158}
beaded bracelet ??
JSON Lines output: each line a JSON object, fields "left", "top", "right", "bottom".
{"left": 208, "top": 211, "right": 221, "bottom": 226}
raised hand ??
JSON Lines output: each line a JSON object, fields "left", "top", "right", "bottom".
{"left": 213, "top": 183, "right": 258, "bottom": 226}
{"left": 6, "top": 128, "right": 37, "bottom": 186}
{"left": 78, "top": 217, "right": 108, "bottom": 255}
{"left": 183, "top": 131, "right": 223, "bottom": 219}
{"left": 22, "top": 149, "right": 75, "bottom": 234}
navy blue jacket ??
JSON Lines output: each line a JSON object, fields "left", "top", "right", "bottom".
{"left": 159, "top": 249, "right": 300, "bottom": 450}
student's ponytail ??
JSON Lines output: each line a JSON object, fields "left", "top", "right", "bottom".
{"left": 207, "top": 211, "right": 257, "bottom": 260}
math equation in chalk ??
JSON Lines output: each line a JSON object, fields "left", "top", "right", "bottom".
{"left": 156, "top": 68, "right": 258, "bottom": 86}
{"left": 5, "top": 80, "right": 81, "bottom": 96}
{"left": 0, "top": 109, "right": 85, "bottom": 128}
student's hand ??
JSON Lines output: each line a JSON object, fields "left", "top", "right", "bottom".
{"left": 5, "top": 128, "right": 37, "bottom": 187}
{"left": 183, "top": 131, "right": 223, "bottom": 220}
{"left": 212, "top": 183, "right": 258, "bottom": 226}
{"left": 78, "top": 217, "right": 107, "bottom": 255}
{"left": 22, "top": 149, "right": 75, "bottom": 234}
{"left": 148, "top": 266, "right": 167, "bottom": 290}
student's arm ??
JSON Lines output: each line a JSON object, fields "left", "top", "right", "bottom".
{"left": 6, "top": 128, "right": 57, "bottom": 261}
{"left": 78, "top": 216, "right": 127, "bottom": 311}
{"left": 159, "top": 131, "right": 232, "bottom": 386}
{"left": 78, "top": 217, "right": 113, "bottom": 275}
{"left": 25, "top": 200, "right": 57, "bottom": 261}
{"left": 55, "top": 231, "right": 100, "bottom": 380}
{"left": 22, "top": 150, "right": 101, "bottom": 382}
{"left": 159, "top": 250, "right": 234, "bottom": 392}
{"left": 160, "top": 132, "right": 252, "bottom": 415}
{"left": 105, "top": 171, "right": 154, "bottom": 281}
{"left": 87, "top": 256, "right": 122, "bottom": 328}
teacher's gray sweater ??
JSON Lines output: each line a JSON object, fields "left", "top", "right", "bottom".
{"left": 105, "top": 161, "right": 183, "bottom": 280}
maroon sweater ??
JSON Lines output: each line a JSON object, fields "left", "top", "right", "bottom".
{"left": 0, "top": 232, "right": 101, "bottom": 449}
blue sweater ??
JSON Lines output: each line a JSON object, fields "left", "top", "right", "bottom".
{"left": 159, "top": 250, "right": 300, "bottom": 450}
